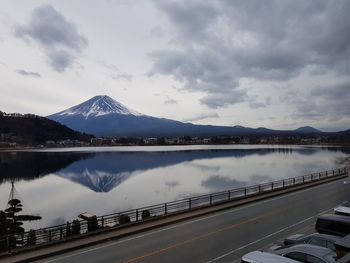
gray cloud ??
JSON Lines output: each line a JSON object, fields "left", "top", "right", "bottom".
{"left": 14, "top": 4, "right": 88, "bottom": 72}
{"left": 15, "top": 69, "right": 41, "bottom": 77}
{"left": 111, "top": 73, "right": 133, "bottom": 82}
{"left": 184, "top": 112, "right": 219, "bottom": 122}
{"left": 150, "top": 0, "right": 350, "bottom": 109}
{"left": 282, "top": 81, "right": 350, "bottom": 124}
{"left": 150, "top": 26, "right": 166, "bottom": 38}
{"left": 164, "top": 98, "right": 178, "bottom": 105}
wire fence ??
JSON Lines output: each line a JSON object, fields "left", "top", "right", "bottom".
{"left": 0, "top": 167, "right": 348, "bottom": 253}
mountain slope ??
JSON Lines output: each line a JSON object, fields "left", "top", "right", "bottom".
{"left": 47, "top": 95, "right": 324, "bottom": 137}
{"left": 0, "top": 113, "right": 93, "bottom": 145}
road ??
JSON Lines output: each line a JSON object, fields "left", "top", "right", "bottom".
{"left": 36, "top": 177, "right": 350, "bottom": 263}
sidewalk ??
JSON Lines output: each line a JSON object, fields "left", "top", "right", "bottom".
{"left": 0, "top": 173, "right": 347, "bottom": 263}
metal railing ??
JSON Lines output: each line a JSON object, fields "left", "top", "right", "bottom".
{"left": 0, "top": 167, "right": 348, "bottom": 253}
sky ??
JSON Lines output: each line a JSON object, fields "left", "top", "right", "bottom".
{"left": 1, "top": 0, "right": 350, "bottom": 132}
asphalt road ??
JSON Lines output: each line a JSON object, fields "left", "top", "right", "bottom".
{"left": 35, "top": 177, "right": 350, "bottom": 263}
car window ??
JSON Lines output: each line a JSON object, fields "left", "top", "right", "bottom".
{"left": 308, "top": 238, "right": 327, "bottom": 248}
{"left": 323, "top": 252, "right": 337, "bottom": 263}
{"left": 326, "top": 241, "right": 335, "bottom": 251}
{"left": 285, "top": 252, "right": 307, "bottom": 261}
{"left": 306, "top": 255, "right": 325, "bottom": 263}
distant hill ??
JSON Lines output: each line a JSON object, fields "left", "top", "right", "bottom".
{"left": 294, "top": 126, "right": 321, "bottom": 133}
{"left": 0, "top": 112, "right": 93, "bottom": 145}
{"left": 48, "top": 95, "right": 326, "bottom": 137}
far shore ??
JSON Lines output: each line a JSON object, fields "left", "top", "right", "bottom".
{"left": 0, "top": 143, "right": 349, "bottom": 152}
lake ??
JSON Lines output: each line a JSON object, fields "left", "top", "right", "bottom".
{"left": 0, "top": 145, "right": 348, "bottom": 229}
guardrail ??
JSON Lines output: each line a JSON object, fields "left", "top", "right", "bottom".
{"left": 0, "top": 167, "right": 348, "bottom": 253}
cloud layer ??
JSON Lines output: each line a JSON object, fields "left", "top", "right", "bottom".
{"left": 14, "top": 4, "right": 88, "bottom": 72}
{"left": 16, "top": 69, "right": 41, "bottom": 77}
{"left": 150, "top": 0, "right": 350, "bottom": 110}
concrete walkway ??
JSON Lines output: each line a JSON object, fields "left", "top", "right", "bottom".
{"left": 0, "top": 173, "right": 347, "bottom": 263}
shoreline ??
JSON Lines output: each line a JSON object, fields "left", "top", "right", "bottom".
{"left": 0, "top": 143, "right": 349, "bottom": 152}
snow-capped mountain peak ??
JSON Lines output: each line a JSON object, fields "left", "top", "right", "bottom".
{"left": 53, "top": 95, "right": 143, "bottom": 119}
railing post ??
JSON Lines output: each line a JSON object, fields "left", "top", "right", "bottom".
{"left": 8, "top": 234, "right": 11, "bottom": 253}
{"left": 228, "top": 190, "right": 231, "bottom": 200}
{"left": 244, "top": 187, "right": 247, "bottom": 196}
{"left": 302, "top": 176, "right": 305, "bottom": 183}
{"left": 189, "top": 198, "right": 192, "bottom": 209}
{"left": 101, "top": 216, "right": 104, "bottom": 229}
{"left": 210, "top": 194, "right": 212, "bottom": 205}
{"left": 164, "top": 203, "right": 167, "bottom": 215}
{"left": 258, "top": 185, "right": 261, "bottom": 193}
{"left": 49, "top": 230, "right": 52, "bottom": 242}
{"left": 60, "top": 226, "right": 63, "bottom": 240}
{"left": 135, "top": 210, "right": 138, "bottom": 222}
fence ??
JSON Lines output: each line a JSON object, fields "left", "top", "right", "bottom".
{"left": 0, "top": 167, "right": 348, "bottom": 253}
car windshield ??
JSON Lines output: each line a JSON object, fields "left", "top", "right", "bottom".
{"left": 323, "top": 251, "right": 337, "bottom": 263}
{"left": 341, "top": 201, "right": 350, "bottom": 207}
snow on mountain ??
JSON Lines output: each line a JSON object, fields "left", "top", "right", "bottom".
{"left": 57, "top": 168, "right": 133, "bottom": 192}
{"left": 54, "top": 95, "right": 143, "bottom": 119}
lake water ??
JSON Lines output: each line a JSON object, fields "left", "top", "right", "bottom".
{"left": 0, "top": 145, "right": 348, "bottom": 229}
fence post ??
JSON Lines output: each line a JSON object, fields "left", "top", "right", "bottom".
{"left": 189, "top": 198, "right": 192, "bottom": 209}
{"left": 60, "top": 226, "right": 63, "bottom": 240}
{"left": 8, "top": 234, "right": 11, "bottom": 253}
{"left": 244, "top": 187, "right": 247, "bottom": 196}
{"left": 135, "top": 210, "right": 138, "bottom": 222}
{"left": 210, "top": 194, "right": 213, "bottom": 205}
{"left": 165, "top": 203, "right": 167, "bottom": 215}
{"left": 101, "top": 216, "right": 104, "bottom": 229}
{"left": 228, "top": 190, "right": 231, "bottom": 200}
{"left": 302, "top": 176, "right": 305, "bottom": 183}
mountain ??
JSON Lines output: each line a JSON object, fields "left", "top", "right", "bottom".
{"left": 294, "top": 126, "right": 321, "bottom": 133}
{"left": 47, "top": 95, "right": 323, "bottom": 137}
{"left": 0, "top": 112, "right": 93, "bottom": 145}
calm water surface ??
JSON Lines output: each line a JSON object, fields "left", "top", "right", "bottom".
{"left": 0, "top": 145, "right": 348, "bottom": 229}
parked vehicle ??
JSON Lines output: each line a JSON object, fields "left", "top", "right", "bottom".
{"left": 316, "top": 214, "right": 350, "bottom": 237}
{"left": 284, "top": 233, "right": 341, "bottom": 251}
{"left": 334, "top": 202, "right": 350, "bottom": 216}
{"left": 241, "top": 251, "right": 301, "bottom": 263}
{"left": 273, "top": 244, "right": 336, "bottom": 263}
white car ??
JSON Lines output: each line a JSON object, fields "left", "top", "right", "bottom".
{"left": 334, "top": 201, "right": 350, "bottom": 216}
{"left": 241, "top": 251, "right": 301, "bottom": 263}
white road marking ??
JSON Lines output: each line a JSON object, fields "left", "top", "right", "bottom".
{"left": 38, "top": 179, "right": 343, "bottom": 262}
{"left": 205, "top": 207, "right": 334, "bottom": 262}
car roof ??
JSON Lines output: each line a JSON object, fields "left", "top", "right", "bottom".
{"left": 318, "top": 214, "right": 350, "bottom": 223}
{"left": 276, "top": 244, "right": 333, "bottom": 257}
{"left": 309, "top": 233, "right": 342, "bottom": 242}
{"left": 335, "top": 234, "right": 350, "bottom": 249}
{"left": 242, "top": 251, "right": 301, "bottom": 262}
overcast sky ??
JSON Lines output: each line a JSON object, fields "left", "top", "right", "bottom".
{"left": 1, "top": 0, "right": 350, "bottom": 131}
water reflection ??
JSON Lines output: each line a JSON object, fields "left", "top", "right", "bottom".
{"left": 0, "top": 146, "right": 348, "bottom": 228}
{"left": 0, "top": 151, "right": 92, "bottom": 184}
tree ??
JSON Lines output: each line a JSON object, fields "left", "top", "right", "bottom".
{"left": 4, "top": 198, "right": 41, "bottom": 248}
